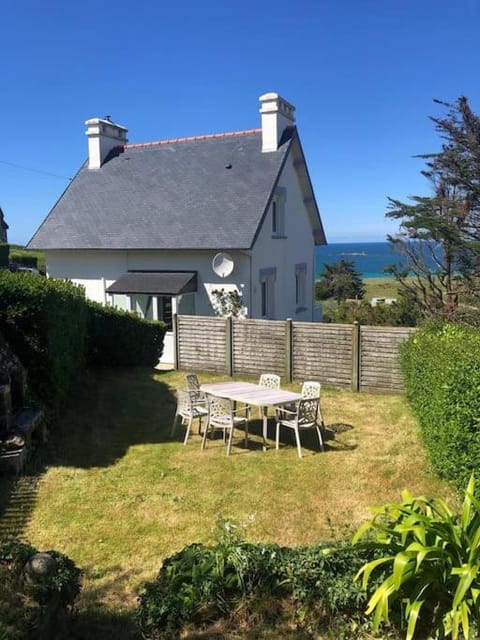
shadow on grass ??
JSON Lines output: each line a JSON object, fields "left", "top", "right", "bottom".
{"left": 39, "top": 367, "right": 176, "bottom": 469}
{"left": 0, "top": 367, "right": 176, "bottom": 539}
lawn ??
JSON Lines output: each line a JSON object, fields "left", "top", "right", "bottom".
{"left": 0, "top": 368, "right": 455, "bottom": 638}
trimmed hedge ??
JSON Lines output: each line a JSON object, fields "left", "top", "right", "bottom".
{"left": 0, "top": 272, "right": 166, "bottom": 415}
{"left": 0, "top": 270, "right": 87, "bottom": 413}
{"left": 86, "top": 300, "right": 166, "bottom": 367}
{"left": 401, "top": 323, "right": 480, "bottom": 491}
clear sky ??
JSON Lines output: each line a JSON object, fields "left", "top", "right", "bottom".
{"left": 2, "top": 0, "right": 480, "bottom": 246}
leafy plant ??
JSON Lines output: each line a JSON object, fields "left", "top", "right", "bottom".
{"left": 210, "top": 288, "right": 244, "bottom": 317}
{"left": 353, "top": 475, "right": 480, "bottom": 639}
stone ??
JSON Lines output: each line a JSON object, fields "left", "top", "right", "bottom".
{"left": 23, "top": 553, "right": 57, "bottom": 582}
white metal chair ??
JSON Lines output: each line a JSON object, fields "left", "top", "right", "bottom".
{"left": 275, "top": 397, "right": 324, "bottom": 458}
{"left": 277, "top": 381, "right": 323, "bottom": 422}
{"left": 171, "top": 389, "right": 209, "bottom": 445}
{"left": 259, "top": 373, "right": 281, "bottom": 389}
{"left": 201, "top": 395, "right": 249, "bottom": 455}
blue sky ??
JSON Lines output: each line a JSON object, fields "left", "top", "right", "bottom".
{"left": 2, "top": 0, "right": 480, "bottom": 246}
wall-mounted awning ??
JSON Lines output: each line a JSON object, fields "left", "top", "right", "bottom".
{"left": 106, "top": 271, "right": 197, "bottom": 295}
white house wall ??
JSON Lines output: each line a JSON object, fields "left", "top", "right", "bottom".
{"left": 45, "top": 249, "right": 251, "bottom": 316}
{"left": 251, "top": 153, "right": 315, "bottom": 321}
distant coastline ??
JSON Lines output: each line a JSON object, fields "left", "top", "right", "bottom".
{"left": 316, "top": 241, "right": 398, "bottom": 279}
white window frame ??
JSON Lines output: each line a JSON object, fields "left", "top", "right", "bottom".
{"left": 295, "top": 263, "right": 307, "bottom": 312}
{"left": 259, "top": 267, "right": 276, "bottom": 319}
{"left": 271, "top": 187, "right": 286, "bottom": 238}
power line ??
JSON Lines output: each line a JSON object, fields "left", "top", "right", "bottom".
{"left": 0, "top": 159, "right": 72, "bottom": 181}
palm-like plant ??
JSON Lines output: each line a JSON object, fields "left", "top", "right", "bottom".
{"left": 353, "top": 476, "right": 480, "bottom": 639}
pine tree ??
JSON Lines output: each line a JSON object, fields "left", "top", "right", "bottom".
{"left": 386, "top": 96, "right": 480, "bottom": 322}
{"left": 318, "top": 260, "right": 365, "bottom": 302}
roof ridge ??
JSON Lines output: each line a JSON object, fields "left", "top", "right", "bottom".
{"left": 123, "top": 128, "right": 262, "bottom": 149}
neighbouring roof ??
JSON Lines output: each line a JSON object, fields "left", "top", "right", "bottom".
{"left": 106, "top": 271, "right": 197, "bottom": 295}
{"left": 29, "top": 128, "right": 317, "bottom": 251}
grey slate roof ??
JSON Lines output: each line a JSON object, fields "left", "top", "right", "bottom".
{"left": 28, "top": 129, "right": 296, "bottom": 251}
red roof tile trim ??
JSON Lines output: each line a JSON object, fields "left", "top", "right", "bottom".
{"left": 123, "top": 128, "right": 262, "bottom": 149}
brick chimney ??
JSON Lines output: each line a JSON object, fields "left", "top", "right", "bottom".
{"left": 85, "top": 117, "right": 128, "bottom": 169}
{"left": 259, "top": 93, "right": 295, "bottom": 152}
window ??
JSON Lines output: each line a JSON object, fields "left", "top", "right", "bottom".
{"left": 259, "top": 268, "right": 276, "bottom": 318}
{"left": 271, "top": 187, "right": 286, "bottom": 237}
{"left": 295, "top": 263, "right": 307, "bottom": 311}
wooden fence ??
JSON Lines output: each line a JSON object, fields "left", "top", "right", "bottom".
{"left": 174, "top": 315, "right": 416, "bottom": 392}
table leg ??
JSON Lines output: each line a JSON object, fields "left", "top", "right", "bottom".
{"left": 262, "top": 407, "right": 267, "bottom": 451}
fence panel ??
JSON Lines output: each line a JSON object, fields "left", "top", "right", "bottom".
{"left": 176, "top": 315, "right": 226, "bottom": 373}
{"left": 292, "top": 322, "right": 353, "bottom": 388}
{"left": 359, "top": 326, "right": 415, "bottom": 392}
{"left": 232, "top": 319, "right": 285, "bottom": 377}
{"left": 175, "top": 315, "right": 416, "bottom": 393}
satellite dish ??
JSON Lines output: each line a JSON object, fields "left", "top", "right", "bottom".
{"left": 212, "top": 252, "right": 234, "bottom": 278}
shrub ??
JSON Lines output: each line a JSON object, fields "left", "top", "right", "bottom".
{"left": 0, "top": 539, "right": 81, "bottom": 640}
{"left": 137, "top": 518, "right": 380, "bottom": 639}
{"left": 86, "top": 301, "right": 166, "bottom": 367}
{"left": 401, "top": 322, "right": 480, "bottom": 491}
{"left": 354, "top": 476, "right": 480, "bottom": 640}
{"left": 9, "top": 245, "right": 45, "bottom": 273}
{"left": 0, "top": 271, "right": 87, "bottom": 413}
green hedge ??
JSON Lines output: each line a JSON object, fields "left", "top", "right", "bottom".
{"left": 0, "top": 271, "right": 87, "bottom": 413}
{"left": 401, "top": 323, "right": 480, "bottom": 491}
{"left": 0, "top": 272, "right": 166, "bottom": 415}
{"left": 86, "top": 301, "right": 166, "bottom": 367}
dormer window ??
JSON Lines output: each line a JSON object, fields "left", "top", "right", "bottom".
{"left": 271, "top": 187, "right": 286, "bottom": 238}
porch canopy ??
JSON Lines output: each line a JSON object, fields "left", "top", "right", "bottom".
{"left": 106, "top": 271, "right": 197, "bottom": 295}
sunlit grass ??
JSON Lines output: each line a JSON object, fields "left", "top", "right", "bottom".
{"left": 0, "top": 368, "right": 456, "bottom": 638}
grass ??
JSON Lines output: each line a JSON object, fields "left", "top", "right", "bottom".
{"left": 0, "top": 368, "right": 456, "bottom": 638}
{"left": 363, "top": 277, "right": 400, "bottom": 300}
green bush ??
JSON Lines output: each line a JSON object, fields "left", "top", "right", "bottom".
{"left": 137, "top": 518, "right": 381, "bottom": 639}
{"left": 401, "top": 322, "right": 480, "bottom": 491}
{"left": 86, "top": 301, "right": 166, "bottom": 367}
{"left": 0, "top": 271, "right": 87, "bottom": 413}
{"left": 0, "top": 539, "right": 81, "bottom": 640}
{"left": 9, "top": 245, "right": 45, "bottom": 273}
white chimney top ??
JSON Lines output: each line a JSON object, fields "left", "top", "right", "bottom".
{"left": 259, "top": 92, "right": 295, "bottom": 152}
{"left": 85, "top": 117, "right": 128, "bottom": 169}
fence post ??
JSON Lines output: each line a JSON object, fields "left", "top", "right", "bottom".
{"left": 285, "top": 318, "right": 293, "bottom": 382}
{"left": 352, "top": 321, "right": 360, "bottom": 392}
{"left": 225, "top": 316, "right": 233, "bottom": 377}
{"left": 173, "top": 313, "right": 179, "bottom": 370}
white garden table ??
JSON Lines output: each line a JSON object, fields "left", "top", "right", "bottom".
{"left": 200, "top": 381, "right": 301, "bottom": 450}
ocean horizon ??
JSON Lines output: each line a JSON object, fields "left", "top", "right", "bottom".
{"left": 315, "top": 241, "right": 399, "bottom": 279}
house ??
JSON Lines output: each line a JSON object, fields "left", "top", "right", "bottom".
{"left": 28, "top": 92, "right": 326, "bottom": 362}
{"left": 0, "top": 208, "right": 8, "bottom": 244}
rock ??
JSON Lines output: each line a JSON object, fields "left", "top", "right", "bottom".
{"left": 23, "top": 553, "right": 57, "bottom": 583}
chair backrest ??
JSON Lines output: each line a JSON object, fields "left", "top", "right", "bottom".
{"left": 185, "top": 374, "right": 203, "bottom": 402}
{"left": 301, "top": 381, "right": 321, "bottom": 400}
{"left": 259, "top": 373, "right": 281, "bottom": 389}
{"left": 297, "top": 398, "right": 320, "bottom": 426}
{"left": 207, "top": 395, "right": 233, "bottom": 425}
{"left": 176, "top": 389, "right": 192, "bottom": 416}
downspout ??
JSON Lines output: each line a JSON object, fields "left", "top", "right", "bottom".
{"left": 240, "top": 250, "right": 253, "bottom": 318}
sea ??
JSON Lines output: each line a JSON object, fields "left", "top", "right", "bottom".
{"left": 315, "top": 241, "right": 399, "bottom": 280}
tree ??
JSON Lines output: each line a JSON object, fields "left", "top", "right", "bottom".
{"left": 317, "top": 259, "right": 365, "bottom": 302}
{"left": 386, "top": 97, "right": 480, "bottom": 323}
